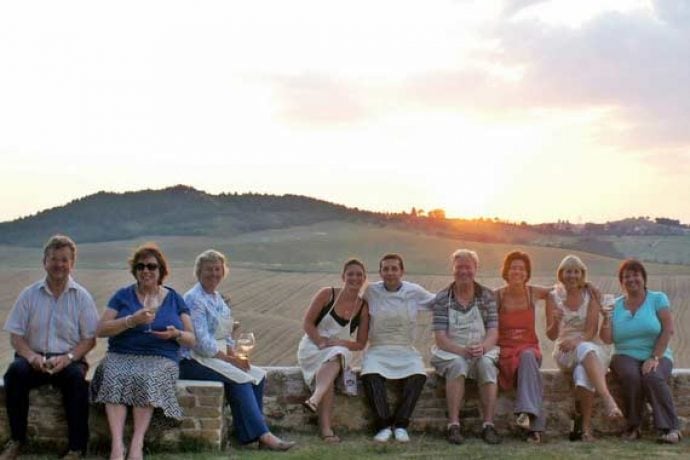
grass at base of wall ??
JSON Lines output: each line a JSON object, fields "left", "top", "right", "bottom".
{"left": 12, "top": 430, "right": 690, "bottom": 459}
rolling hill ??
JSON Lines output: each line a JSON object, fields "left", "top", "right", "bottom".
{"left": 0, "top": 185, "right": 377, "bottom": 246}
{"left": 2, "top": 185, "right": 690, "bottom": 266}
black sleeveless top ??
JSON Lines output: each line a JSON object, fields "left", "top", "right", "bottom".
{"left": 314, "top": 287, "right": 363, "bottom": 335}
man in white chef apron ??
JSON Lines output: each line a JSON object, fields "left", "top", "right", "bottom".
{"left": 430, "top": 249, "right": 501, "bottom": 445}
{"left": 360, "top": 253, "right": 436, "bottom": 443}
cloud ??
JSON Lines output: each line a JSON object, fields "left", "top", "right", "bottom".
{"left": 491, "top": 4, "right": 690, "bottom": 148}
{"left": 269, "top": 74, "right": 371, "bottom": 127}
{"left": 265, "top": 0, "right": 690, "bottom": 157}
{"left": 499, "top": 0, "right": 550, "bottom": 19}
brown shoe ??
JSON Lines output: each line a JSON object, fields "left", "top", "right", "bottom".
{"left": 0, "top": 440, "right": 23, "bottom": 460}
{"left": 448, "top": 424, "right": 463, "bottom": 445}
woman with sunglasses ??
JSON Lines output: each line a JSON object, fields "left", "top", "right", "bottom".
{"left": 90, "top": 243, "right": 195, "bottom": 460}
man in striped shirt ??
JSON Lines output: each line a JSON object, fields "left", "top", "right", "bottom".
{"left": 1, "top": 235, "right": 99, "bottom": 460}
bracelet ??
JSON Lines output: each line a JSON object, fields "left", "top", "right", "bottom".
{"left": 175, "top": 330, "right": 183, "bottom": 343}
{"left": 124, "top": 315, "right": 134, "bottom": 328}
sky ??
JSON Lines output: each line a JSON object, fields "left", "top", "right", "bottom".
{"left": 1, "top": 0, "right": 689, "bottom": 224}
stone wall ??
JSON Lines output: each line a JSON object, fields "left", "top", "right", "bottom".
{"left": 261, "top": 367, "right": 690, "bottom": 437}
{"left": 0, "top": 379, "right": 225, "bottom": 451}
{"left": 0, "top": 368, "right": 688, "bottom": 452}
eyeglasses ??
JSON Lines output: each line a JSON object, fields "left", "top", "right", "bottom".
{"left": 135, "top": 263, "right": 159, "bottom": 272}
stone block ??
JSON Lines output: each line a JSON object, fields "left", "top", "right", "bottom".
{"left": 198, "top": 395, "right": 223, "bottom": 407}
{"left": 200, "top": 418, "right": 222, "bottom": 430}
{"left": 180, "top": 418, "right": 198, "bottom": 429}
{"left": 183, "top": 406, "right": 221, "bottom": 418}
{"left": 177, "top": 395, "right": 197, "bottom": 407}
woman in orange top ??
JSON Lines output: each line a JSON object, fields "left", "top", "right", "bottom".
{"left": 496, "top": 251, "right": 550, "bottom": 443}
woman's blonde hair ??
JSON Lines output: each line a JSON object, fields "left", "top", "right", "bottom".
{"left": 194, "top": 249, "right": 229, "bottom": 281}
{"left": 556, "top": 255, "right": 587, "bottom": 287}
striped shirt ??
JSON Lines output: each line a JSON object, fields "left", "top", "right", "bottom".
{"left": 3, "top": 276, "right": 99, "bottom": 354}
{"left": 431, "top": 281, "right": 498, "bottom": 332}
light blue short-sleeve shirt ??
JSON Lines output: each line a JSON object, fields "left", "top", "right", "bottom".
{"left": 612, "top": 290, "right": 673, "bottom": 362}
{"left": 3, "top": 276, "right": 99, "bottom": 354}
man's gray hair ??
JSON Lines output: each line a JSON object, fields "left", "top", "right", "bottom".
{"left": 451, "top": 249, "right": 479, "bottom": 267}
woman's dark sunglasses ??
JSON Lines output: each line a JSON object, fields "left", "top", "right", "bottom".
{"left": 135, "top": 263, "right": 159, "bottom": 271}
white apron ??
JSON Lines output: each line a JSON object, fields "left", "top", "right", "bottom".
{"left": 191, "top": 312, "right": 266, "bottom": 385}
{"left": 297, "top": 298, "right": 354, "bottom": 387}
{"left": 431, "top": 305, "right": 500, "bottom": 362}
{"left": 361, "top": 303, "right": 425, "bottom": 379}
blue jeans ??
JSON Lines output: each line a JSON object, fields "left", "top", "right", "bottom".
{"left": 179, "top": 358, "right": 269, "bottom": 444}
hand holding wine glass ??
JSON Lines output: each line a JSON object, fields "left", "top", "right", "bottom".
{"left": 143, "top": 292, "right": 160, "bottom": 333}
{"left": 601, "top": 294, "right": 616, "bottom": 318}
{"left": 467, "top": 329, "right": 483, "bottom": 358}
{"left": 236, "top": 332, "right": 256, "bottom": 362}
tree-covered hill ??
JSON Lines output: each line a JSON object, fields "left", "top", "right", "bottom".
{"left": 0, "top": 185, "right": 376, "bottom": 246}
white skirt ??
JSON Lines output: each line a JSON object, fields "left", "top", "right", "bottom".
{"left": 297, "top": 334, "right": 351, "bottom": 387}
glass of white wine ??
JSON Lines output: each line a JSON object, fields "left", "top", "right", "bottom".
{"left": 467, "top": 329, "right": 482, "bottom": 356}
{"left": 236, "top": 332, "right": 256, "bottom": 361}
{"left": 144, "top": 293, "right": 160, "bottom": 333}
{"left": 601, "top": 294, "right": 616, "bottom": 318}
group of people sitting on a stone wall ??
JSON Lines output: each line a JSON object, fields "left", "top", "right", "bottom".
{"left": 0, "top": 234, "right": 681, "bottom": 460}
{"left": 299, "top": 250, "right": 681, "bottom": 447}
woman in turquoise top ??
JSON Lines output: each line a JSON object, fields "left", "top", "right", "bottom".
{"left": 600, "top": 259, "right": 680, "bottom": 444}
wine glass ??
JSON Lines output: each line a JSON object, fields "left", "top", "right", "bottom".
{"left": 232, "top": 320, "right": 241, "bottom": 340}
{"left": 553, "top": 285, "right": 567, "bottom": 306}
{"left": 143, "top": 293, "right": 160, "bottom": 333}
{"left": 601, "top": 294, "right": 616, "bottom": 318}
{"left": 236, "top": 332, "right": 256, "bottom": 361}
{"left": 467, "top": 329, "right": 482, "bottom": 357}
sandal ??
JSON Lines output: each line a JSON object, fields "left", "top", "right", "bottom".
{"left": 604, "top": 398, "right": 623, "bottom": 420}
{"left": 320, "top": 432, "right": 341, "bottom": 444}
{"left": 581, "top": 430, "right": 596, "bottom": 443}
{"left": 621, "top": 427, "right": 641, "bottom": 442}
{"left": 302, "top": 398, "right": 317, "bottom": 413}
{"left": 526, "top": 431, "right": 542, "bottom": 444}
{"left": 516, "top": 413, "right": 531, "bottom": 430}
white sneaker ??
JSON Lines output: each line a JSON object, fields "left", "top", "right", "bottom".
{"left": 394, "top": 428, "right": 410, "bottom": 442}
{"left": 373, "top": 427, "right": 393, "bottom": 442}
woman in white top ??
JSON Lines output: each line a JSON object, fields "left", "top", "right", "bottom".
{"left": 298, "top": 259, "right": 369, "bottom": 443}
{"left": 545, "top": 255, "right": 622, "bottom": 441}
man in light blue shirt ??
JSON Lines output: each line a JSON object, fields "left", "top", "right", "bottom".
{"left": 1, "top": 235, "right": 99, "bottom": 460}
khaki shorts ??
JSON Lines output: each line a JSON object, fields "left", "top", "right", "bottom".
{"left": 431, "top": 347, "right": 500, "bottom": 384}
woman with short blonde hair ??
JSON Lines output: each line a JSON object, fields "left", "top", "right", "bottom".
{"left": 179, "top": 249, "right": 295, "bottom": 450}
{"left": 546, "top": 255, "right": 622, "bottom": 441}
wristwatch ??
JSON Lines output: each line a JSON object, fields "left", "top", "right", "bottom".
{"left": 67, "top": 352, "right": 75, "bottom": 362}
